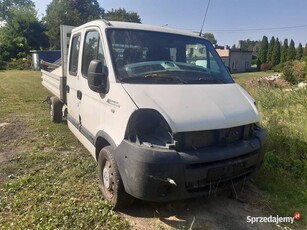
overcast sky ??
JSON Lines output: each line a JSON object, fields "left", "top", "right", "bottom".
{"left": 33, "top": 0, "right": 307, "bottom": 47}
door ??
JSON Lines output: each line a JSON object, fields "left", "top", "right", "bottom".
{"left": 78, "top": 28, "right": 107, "bottom": 144}
{"left": 67, "top": 33, "right": 82, "bottom": 129}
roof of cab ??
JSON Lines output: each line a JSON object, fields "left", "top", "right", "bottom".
{"left": 72, "top": 19, "right": 202, "bottom": 38}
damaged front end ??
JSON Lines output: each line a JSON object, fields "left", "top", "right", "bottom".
{"left": 113, "top": 109, "right": 266, "bottom": 202}
{"left": 124, "top": 109, "right": 176, "bottom": 149}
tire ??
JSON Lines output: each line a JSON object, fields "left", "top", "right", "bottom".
{"left": 49, "top": 96, "right": 63, "bottom": 123}
{"left": 98, "top": 146, "right": 134, "bottom": 209}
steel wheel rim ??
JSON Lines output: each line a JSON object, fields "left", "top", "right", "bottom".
{"left": 102, "top": 160, "right": 114, "bottom": 197}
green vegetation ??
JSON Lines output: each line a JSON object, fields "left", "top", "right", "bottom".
{"left": 254, "top": 35, "right": 307, "bottom": 71}
{"left": 203, "top": 33, "right": 217, "bottom": 45}
{"left": 0, "top": 71, "right": 129, "bottom": 229}
{"left": 257, "top": 36, "right": 269, "bottom": 67}
{"left": 0, "top": 0, "right": 141, "bottom": 64}
{"left": 233, "top": 72, "right": 307, "bottom": 227}
{"left": 1, "top": 70, "right": 306, "bottom": 228}
{"left": 105, "top": 8, "right": 141, "bottom": 24}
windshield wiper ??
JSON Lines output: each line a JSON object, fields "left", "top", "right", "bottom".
{"left": 186, "top": 77, "right": 225, "bottom": 84}
{"left": 144, "top": 74, "right": 187, "bottom": 83}
{"left": 121, "top": 74, "right": 186, "bottom": 84}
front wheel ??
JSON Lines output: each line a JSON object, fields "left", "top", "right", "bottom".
{"left": 98, "top": 146, "right": 134, "bottom": 209}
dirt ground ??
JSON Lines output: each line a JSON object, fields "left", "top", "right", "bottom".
{"left": 119, "top": 183, "right": 283, "bottom": 230}
{"left": 0, "top": 121, "right": 288, "bottom": 230}
{"left": 0, "top": 121, "right": 28, "bottom": 164}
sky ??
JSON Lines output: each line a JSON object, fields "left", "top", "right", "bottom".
{"left": 33, "top": 0, "right": 307, "bottom": 47}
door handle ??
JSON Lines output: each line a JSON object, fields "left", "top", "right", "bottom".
{"left": 77, "top": 90, "right": 82, "bottom": 100}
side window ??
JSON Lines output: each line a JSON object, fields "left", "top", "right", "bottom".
{"left": 82, "top": 30, "right": 105, "bottom": 77}
{"left": 69, "top": 35, "right": 81, "bottom": 76}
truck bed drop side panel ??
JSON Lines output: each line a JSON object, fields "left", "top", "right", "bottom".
{"left": 41, "top": 70, "right": 66, "bottom": 102}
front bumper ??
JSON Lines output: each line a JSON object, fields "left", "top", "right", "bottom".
{"left": 113, "top": 128, "right": 266, "bottom": 202}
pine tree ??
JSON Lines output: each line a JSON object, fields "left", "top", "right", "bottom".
{"left": 257, "top": 36, "right": 268, "bottom": 68}
{"left": 271, "top": 38, "right": 281, "bottom": 66}
{"left": 303, "top": 43, "right": 307, "bottom": 58}
{"left": 296, "top": 43, "right": 303, "bottom": 60}
{"left": 280, "top": 39, "right": 288, "bottom": 63}
{"left": 287, "top": 39, "right": 296, "bottom": 61}
{"left": 267, "top": 36, "right": 275, "bottom": 65}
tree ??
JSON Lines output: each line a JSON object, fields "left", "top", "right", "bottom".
{"left": 304, "top": 43, "right": 307, "bottom": 58}
{"left": 257, "top": 36, "right": 268, "bottom": 68}
{"left": 0, "top": 6, "right": 48, "bottom": 61}
{"left": 239, "top": 39, "right": 259, "bottom": 51}
{"left": 71, "top": 0, "right": 104, "bottom": 22}
{"left": 296, "top": 43, "right": 303, "bottom": 60}
{"left": 0, "top": 0, "right": 34, "bottom": 21}
{"left": 280, "top": 39, "right": 288, "bottom": 63}
{"left": 271, "top": 38, "right": 281, "bottom": 66}
{"left": 252, "top": 41, "right": 261, "bottom": 56}
{"left": 44, "top": 0, "right": 104, "bottom": 49}
{"left": 287, "top": 39, "right": 296, "bottom": 61}
{"left": 203, "top": 33, "right": 217, "bottom": 45}
{"left": 267, "top": 36, "right": 275, "bottom": 65}
{"left": 105, "top": 8, "right": 141, "bottom": 23}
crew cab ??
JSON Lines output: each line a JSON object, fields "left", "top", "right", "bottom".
{"left": 41, "top": 20, "right": 266, "bottom": 209}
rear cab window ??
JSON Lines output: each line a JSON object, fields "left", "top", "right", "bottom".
{"left": 69, "top": 35, "right": 81, "bottom": 76}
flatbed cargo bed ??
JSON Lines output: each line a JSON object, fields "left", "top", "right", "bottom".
{"left": 41, "top": 68, "right": 66, "bottom": 103}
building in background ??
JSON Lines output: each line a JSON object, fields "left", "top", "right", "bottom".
{"left": 215, "top": 45, "right": 252, "bottom": 73}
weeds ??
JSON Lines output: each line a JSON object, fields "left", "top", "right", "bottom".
{"left": 234, "top": 72, "right": 307, "bottom": 227}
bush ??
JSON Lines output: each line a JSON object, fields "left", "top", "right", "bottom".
{"left": 6, "top": 57, "right": 32, "bottom": 70}
{"left": 281, "top": 61, "right": 295, "bottom": 84}
{"left": 292, "top": 60, "right": 306, "bottom": 82}
{"left": 0, "top": 60, "right": 7, "bottom": 70}
{"left": 272, "top": 63, "right": 284, "bottom": 72}
{"left": 281, "top": 61, "right": 306, "bottom": 84}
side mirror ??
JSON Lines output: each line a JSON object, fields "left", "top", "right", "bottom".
{"left": 87, "top": 60, "right": 108, "bottom": 94}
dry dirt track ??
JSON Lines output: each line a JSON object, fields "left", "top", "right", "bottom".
{"left": 119, "top": 183, "right": 282, "bottom": 230}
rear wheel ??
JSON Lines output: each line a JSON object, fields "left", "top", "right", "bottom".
{"left": 49, "top": 96, "right": 63, "bottom": 123}
{"left": 98, "top": 146, "right": 134, "bottom": 209}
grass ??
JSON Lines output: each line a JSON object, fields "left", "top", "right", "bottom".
{"left": 0, "top": 71, "right": 129, "bottom": 229}
{"left": 1, "top": 70, "right": 306, "bottom": 229}
{"left": 233, "top": 71, "right": 307, "bottom": 228}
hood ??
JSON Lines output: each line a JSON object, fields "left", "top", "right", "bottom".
{"left": 122, "top": 83, "right": 259, "bottom": 133}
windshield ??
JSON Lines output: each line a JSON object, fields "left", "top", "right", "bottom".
{"left": 107, "top": 29, "right": 234, "bottom": 84}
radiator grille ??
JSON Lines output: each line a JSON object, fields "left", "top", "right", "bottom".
{"left": 174, "top": 124, "right": 254, "bottom": 151}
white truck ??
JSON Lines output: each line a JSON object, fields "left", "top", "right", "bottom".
{"left": 41, "top": 20, "right": 266, "bottom": 209}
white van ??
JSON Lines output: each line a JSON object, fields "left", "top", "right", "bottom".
{"left": 41, "top": 20, "right": 266, "bottom": 209}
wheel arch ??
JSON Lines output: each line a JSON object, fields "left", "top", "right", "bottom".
{"left": 95, "top": 130, "right": 117, "bottom": 161}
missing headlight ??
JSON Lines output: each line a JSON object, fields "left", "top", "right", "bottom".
{"left": 125, "top": 109, "right": 175, "bottom": 149}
